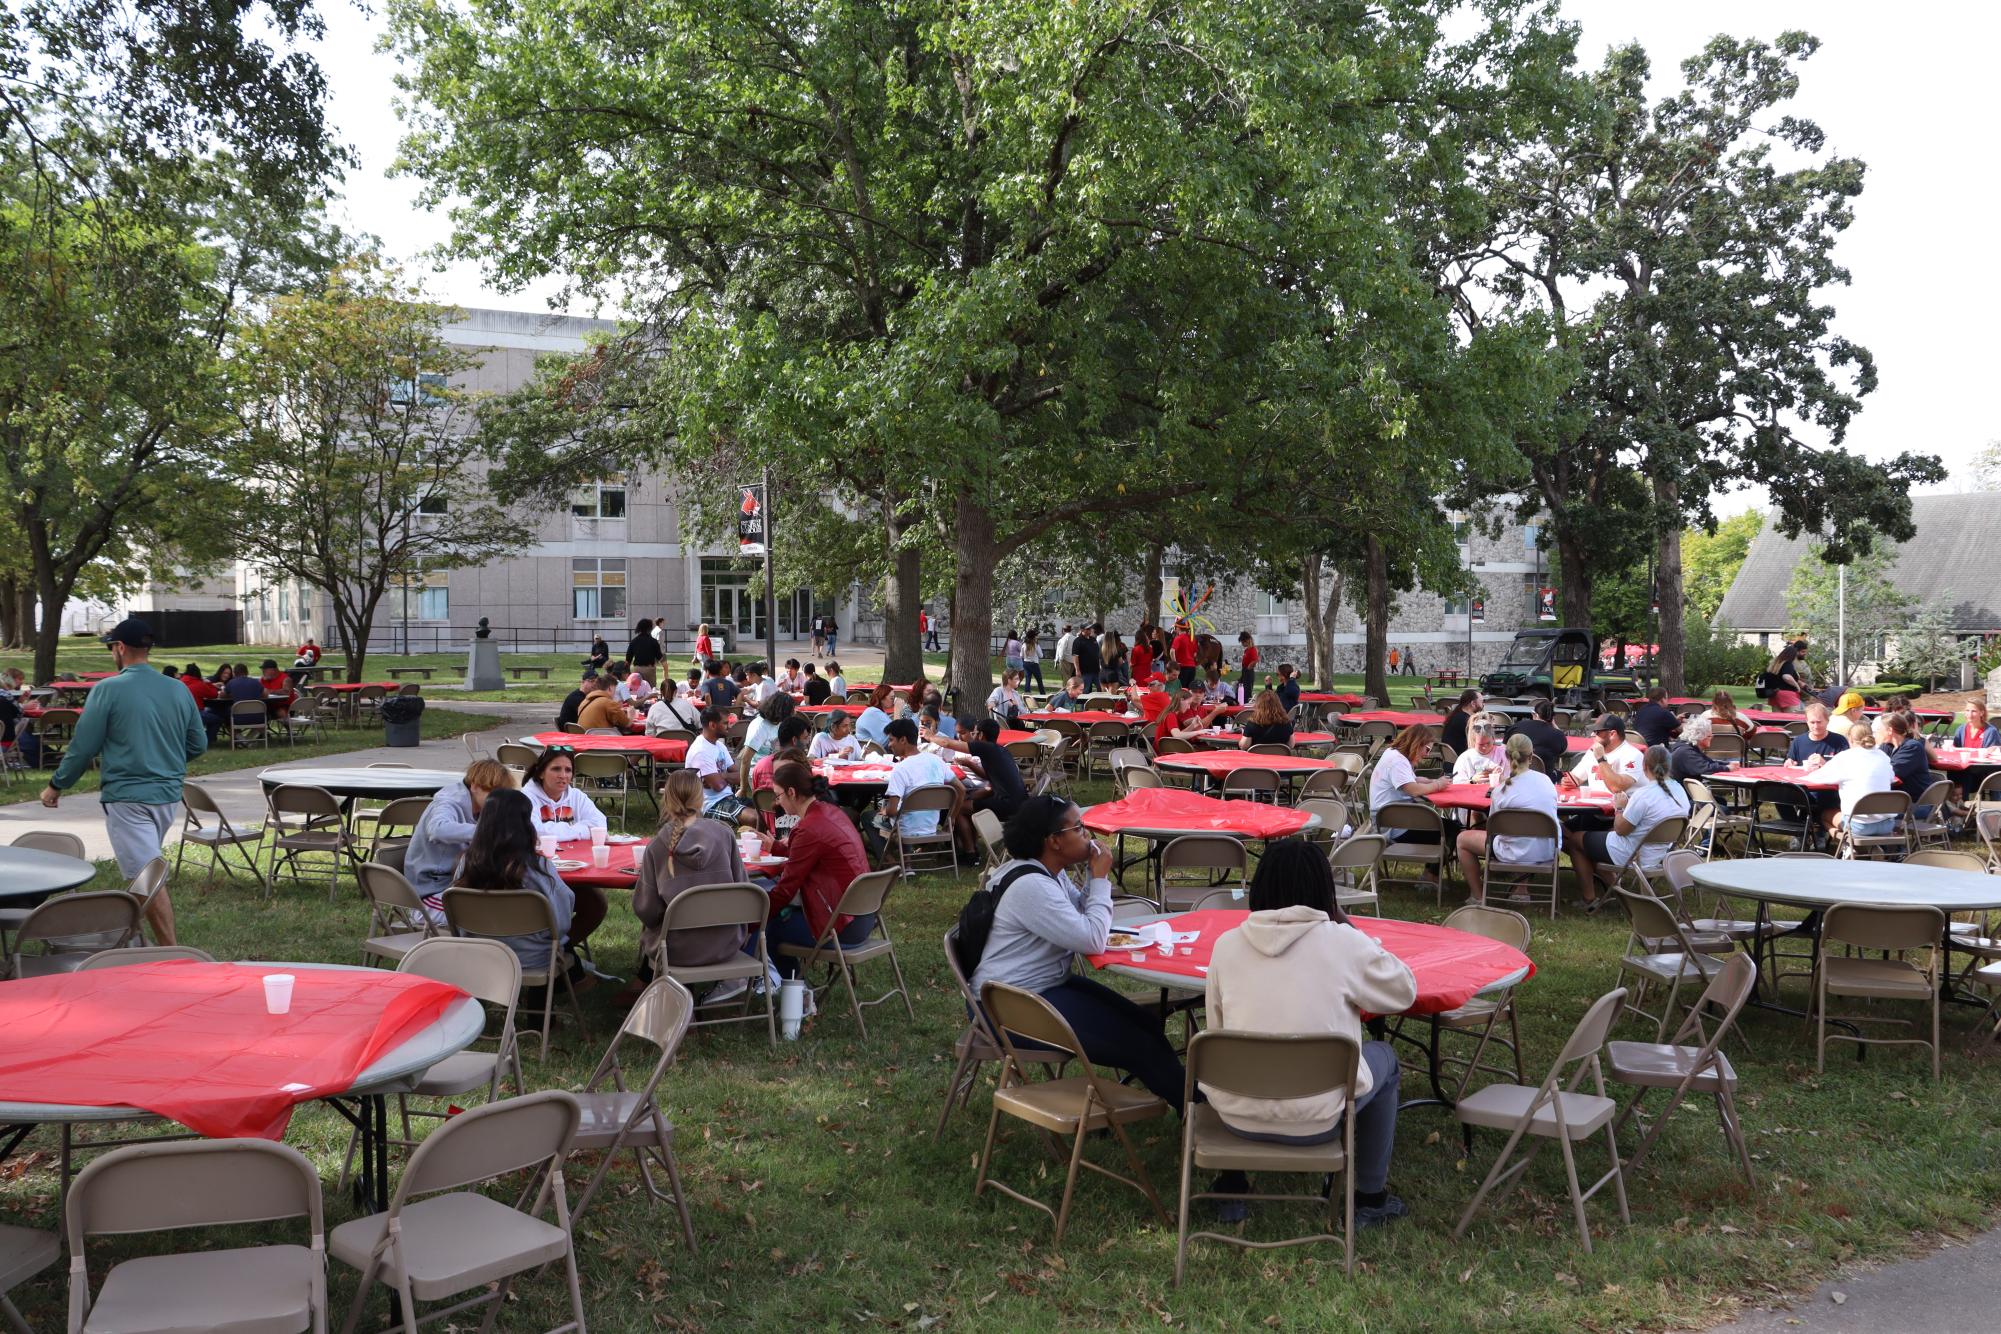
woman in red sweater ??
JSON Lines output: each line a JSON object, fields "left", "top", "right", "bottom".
{"left": 764, "top": 757, "right": 874, "bottom": 976}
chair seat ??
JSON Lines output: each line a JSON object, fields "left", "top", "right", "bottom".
{"left": 1605, "top": 1040, "right": 1737, "bottom": 1092}
{"left": 12, "top": 953, "right": 90, "bottom": 980}
{"left": 775, "top": 937, "right": 892, "bottom": 963}
{"left": 1689, "top": 917, "right": 1782, "bottom": 940}
{"left": 568, "top": 1090, "right": 671, "bottom": 1149}
{"left": 1822, "top": 955, "right": 1934, "bottom": 1000}
{"left": 1186, "top": 1103, "right": 1347, "bottom": 1173}
{"left": 993, "top": 1075, "right": 1166, "bottom": 1133}
{"left": 1622, "top": 951, "right": 1724, "bottom": 983}
{"left": 330, "top": 1192, "right": 568, "bottom": 1303}
{"left": 408, "top": 1050, "right": 504, "bottom": 1097}
{"left": 84, "top": 1243, "right": 319, "bottom": 1334}
{"left": 362, "top": 931, "right": 429, "bottom": 961}
{"left": 0, "top": 1222, "right": 57, "bottom": 1290}
{"left": 668, "top": 957, "right": 762, "bottom": 987}
{"left": 1454, "top": 1083, "right": 1618, "bottom": 1138}
{"left": 184, "top": 824, "right": 263, "bottom": 846}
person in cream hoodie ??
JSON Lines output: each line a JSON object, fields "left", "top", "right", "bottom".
{"left": 1202, "top": 838, "right": 1418, "bottom": 1226}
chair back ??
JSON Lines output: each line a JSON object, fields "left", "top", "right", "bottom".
{"left": 1904, "top": 849, "right": 1985, "bottom": 873}
{"left": 372, "top": 795, "right": 434, "bottom": 832}
{"left": 496, "top": 742, "right": 540, "bottom": 769}
{"left": 1107, "top": 746, "right": 1151, "bottom": 773}
{"left": 1220, "top": 766, "right": 1281, "bottom": 800}
{"left": 1374, "top": 800, "right": 1442, "bottom": 837}
{"left": 1326, "top": 833, "right": 1387, "bottom": 872}
{"left": 1158, "top": 834, "right": 1248, "bottom": 878}
{"left": 75, "top": 945, "right": 215, "bottom": 970}
{"left": 396, "top": 1089, "right": 581, "bottom": 1201}
{"left": 267, "top": 783, "right": 342, "bottom": 823}
{"left": 1916, "top": 777, "right": 1954, "bottom": 812}
{"left": 1614, "top": 887, "right": 1687, "bottom": 948}
{"left": 1822, "top": 902, "right": 1947, "bottom": 954}
{"left": 1185, "top": 1030, "right": 1359, "bottom": 1104}
{"left": 658, "top": 882, "right": 768, "bottom": 933}
{"left": 1848, "top": 790, "right": 1910, "bottom": 822}
{"left": 1482, "top": 807, "right": 1560, "bottom": 852}
{"left": 1441, "top": 903, "right": 1531, "bottom": 953}
{"left": 970, "top": 808, "right": 1006, "bottom": 865}
{"left": 1707, "top": 732, "right": 1744, "bottom": 761}
{"left": 11, "top": 829, "right": 85, "bottom": 858}
{"left": 1327, "top": 751, "right": 1366, "bottom": 777}
{"left": 1553, "top": 987, "right": 1629, "bottom": 1068}
{"left": 898, "top": 783, "right": 959, "bottom": 817}
{"left": 125, "top": 856, "right": 169, "bottom": 907}
{"left": 444, "top": 887, "right": 559, "bottom": 940}
{"left": 16, "top": 891, "right": 140, "bottom": 955}
{"left": 1246, "top": 743, "right": 1292, "bottom": 756}
{"left": 1153, "top": 737, "right": 1194, "bottom": 757}
{"left": 399, "top": 936, "right": 522, "bottom": 1010}
{"left": 574, "top": 752, "right": 631, "bottom": 784}
{"left": 1667, "top": 952, "right": 1757, "bottom": 1058}
{"left": 1295, "top": 797, "right": 1348, "bottom": 841}
{"left": 180, "top": 781, "right": 226, "bottom": 819}
{"left": 1124, "top": 767, "right": 1164, "bottom": 791}
{"left": 828, "top": 868, "right": 899, "bottom": 922}
{"left": 981, "top": 981, "right": 1085, "bottom": 1062}
{"left": 229, "top": 698, "right": 268, "bottom": 725}
{"left": 66, "top": 1139, "right": 321, "bottom": 1247}
{"left": 618, "top": 975, "right": 696, "bottom": 1056}
{"left": 358, "top": 861, "right": 434, "bottom": 933}
{"left": 1295, "top": 768, "right": 1350, "bottom": 801}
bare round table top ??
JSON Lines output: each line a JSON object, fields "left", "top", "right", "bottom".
{"left": 257, "top": 766, "right": 464, "bottom": 799}
{"left": 0, "top": 845, "right": 98, "bottom": 907}
{"left": 0, "top": 962, "right": 485, "bottom": 1125}
{"left": 1688, "top": 859, "right": 2001, "bottom": 913}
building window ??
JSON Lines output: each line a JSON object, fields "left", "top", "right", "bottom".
{"left": 1258, "top": 591, "right": 1286, "bottom": 617}
{"left": 395, "top": 571, "right": 449, "bottom": 621}
{"left": 1443, "top": 596, "right": 1466, "bottom": 617}
{"left": 390, "top": 370, "right": 446, "bottom": 405}
{"left": 572, "top": 558, "right": 626, "bottom": 620}
{"left": 571, "top": 481, "right": 628, "bottom": 520}
{"left": 277, "top": 584, "right": 290, "bottom": 622}
{"left": 418, "top": 493, "right": 449, "bottom": 516}
{"left": 1523, "top": 522, "right": 1539, "bottom": 552}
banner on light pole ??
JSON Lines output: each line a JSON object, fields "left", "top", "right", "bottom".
{"left": 737, "top": 484, "right": 767, "bottom": 556}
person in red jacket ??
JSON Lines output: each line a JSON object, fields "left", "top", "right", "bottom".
{"left": 1130, "top": 631, "right": 1155, "bottom": 685}
{"left": 764, "top": 757, "right": 874, "bottom": 977}
{"left": 1169, "top": 621, "right": 1199, "bottom": 689}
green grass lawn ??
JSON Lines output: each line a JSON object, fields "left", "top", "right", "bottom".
{"left": 6, "top": 778, "right": 1999, "bottom": 1331}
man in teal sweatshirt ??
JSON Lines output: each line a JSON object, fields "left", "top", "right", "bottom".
{"left": 41, "top": 618, "right": 207, "bottom": 942}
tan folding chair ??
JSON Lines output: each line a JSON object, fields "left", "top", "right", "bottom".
{"left": 74, "top": 944, "right": 214, "bottom": 970}
{"left": 1908, "top": 777, "right": 1956, "bottom": 852}
{"left": 1082, "top": 720, "right": 1132, "bottom": 780}
{"left": 0, "top": 1219, "right": 56, "bottom": 1333}
{"left": 1454, "top": 987, "right": 1631, "bottom": 1253}
{"left": 569, "top": 977, "right": 698, "bottom": 1246}
{"left": 772, "top": 869, "right": 913, "bottom": 1039}
{"left": 1477, "top": 808, "right": 1563, "bottom": 919}
{"left": 1834, "top": 789, "right": 1911, "bottom": 860}
{"left": 887, "top": 783, "right": 961, "bottom": 877}
{"left": 1388, "top": 904, "right": 1530, "bottom": 1098}
{"left": 65, "top": 1139, "right": 326, "bottom": 1334}
{"left": 266, "top": 783, "right": 355, "bottom": 900}
{"left": 970, "top": 807, "right": 1008, "bottom": 870}
{"left": 226, "top": 698, "right": 270, "bottom": 749}
{"left": 1155, "top": 834, "right": 1249, "bottom": 911}
{"left": 653, "top": 882, "right": 776, "bottom": 1046}
{"left": 7, "top": 891, "right": 141, "bottom": 979}
{"left": 120, "top": 855, "right": 170, "bottom": 939}
{"left": 1294, "top": 796, "right": 1349, "bottom": 849}
{"left": 1613, "top": 888, "right": 1732, "bottom": 1039}
{"left": 352, "top": 794, "right": 431, "bottom": 866}
{"left": 1173, "top": 1032, "right": 1359, "bottom": 1285}
{"left": 1664, "top": 848, "right": 1778, "bottom": 955}
{"left": 31, "top": 708, "right": 79, "bottom": 768}
{"left": 1294, "top": 767, "right": 1350, "bottom": 804}
{"left": 1325, "top": 833, "right": 1385, "bottom": 915}
{"left": 934, "top": 927, "right": 1068, "bottom": 1138}
{"left": 340, "top": 937, "right": 527, "bottom": 1195}
{"left": 330, "top": 1090, "right": 587, "bottom": 1334}
{"left": 1606, "top": 952, "right": 1757, "bottom": 1186}
{"left": 356, "top": 861, "right": 440, "bottom": 967}
{"left": 1812, "top": 902, "right": 1945, "bottom": 1080}
{"left": 175, "top": 780, "right": 266, "bottom": 889}
{"left": 1006, "top": 738, "right": 1056, "bottom": 795}
{"left": 1220, "top": 765, "right": 1282, "bottom": 804}
{"left": 444, "top": 888, "right": 588, "bottom": 1059}
{"left": 974, "top": 982, "right": 1170, "bottom": 1245}
{"left": 496, "top": 742, "right": 540, "bottom": 772}
{"left": 1, "top": 830, "right": 88, "bottom": 957}
{"left": 1370, "top": 801, "right": 1449, "bottom": 901}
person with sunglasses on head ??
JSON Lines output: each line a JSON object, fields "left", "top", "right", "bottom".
{"left": 1450, "top": 713, "right": 1507, "bottom": 783}
{"left": 971, "top": 795, "right": 1187, "bottom": 1111}
{"left": 1201, "top": 837, "right": 1417, "bottom": 1226}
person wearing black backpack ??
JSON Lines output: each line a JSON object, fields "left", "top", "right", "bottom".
{"left": 961, "top": 795, "right": 1186, "bottom": 1112}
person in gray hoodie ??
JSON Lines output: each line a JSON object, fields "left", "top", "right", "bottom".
{"left": 1203, "top": 838, "right": 1418, "bottom": 1226}
{"left": 972, "top": 795, "right": 1186, "bottom": 1110}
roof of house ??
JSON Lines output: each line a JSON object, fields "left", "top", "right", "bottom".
{"left": 1715, "top": 493, "right": 2001, "bottom": 632}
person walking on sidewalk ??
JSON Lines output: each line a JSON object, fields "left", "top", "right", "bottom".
{"left": 40, "top": 618, "right": 206, "bottom": 943}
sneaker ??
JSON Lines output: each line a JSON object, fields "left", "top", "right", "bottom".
{"left": 705, "top": 977, "right": 750, "bottom": 1005}
{"left": 1354, "top": 1195, "right": 1409, "bottom": 1230}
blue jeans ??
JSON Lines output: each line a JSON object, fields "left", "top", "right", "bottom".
{"left": 767, "top": 909, "right": 877, "bottom": 977}
{"left": 1022, "top": 660, "right": 1045, "bottom": 690}
{"left": 1218, "top": 1039, "right": 1400, "bottom": 1194}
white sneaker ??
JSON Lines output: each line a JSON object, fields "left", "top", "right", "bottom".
{"left": 705, "top": 977, "right": 750, "bottom": 1005}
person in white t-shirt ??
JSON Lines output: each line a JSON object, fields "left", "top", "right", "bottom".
{"left": 1564, "top": 744, "right": 1689, "bottom": 911}
{"left": 645, "top": 679, "right": 703, "bottom": 735}
{"left": 1804, "top": 721, "right": 1897, "bottom": 837}
{"left": 880, "top": 717, "right": 960, "bottom": 838}
{"left": 810, "top": 712, "right": 860, "bottom": 761}
{"left": 1367, "top": 725, "right": 1452, "bottom": 880}
{"left": 1576, "top": 717, "right": 1645, "bottom": 795}
{"left": 1449, "top": 714, "right": 1506, "bottom": 784}
{"left": 683, "top": 709, "right": 738, "bottom": 812}
{"left": 825, "top": 663, "right": 848, "bottom": 698}
{"left": 1453, "top": 734, "right": 1560, "bottom": 903}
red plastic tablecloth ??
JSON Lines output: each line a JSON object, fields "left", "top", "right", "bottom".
{"left": 1425, "top": 782, "right": 1615, "bottom": 814}
{"left": 0, "top": 961, "right": 465, "bottom": 1139}
{"left": 1191, "top": 729, "right": 1336, "bottom": 747}
{"left": 554, "top": 836, "right": 642, "bottom": 887}
{"left": 1086, "top": 910, "right": 1534, "bottom": 1015}
{"left": 1566, "top": 735, "right": 1594, "bottom": 752}
{"left": 1338, "top": 710, "right": 1445, "bottom": 727}
{"left": 1931, "top": 748, "right": 2001, "bottom": 772}
{"left": 798, "top": 703, "right": 867, "bottom": 716}
{"left": 811, "top": 760, "right": 973, "bottom": 787}
{"left": 997, "top": 729, "right": 1038, "bottom": 746}
{"left": 1712, "top": 763, "right": 1853, "bottom": 791}
{"left": 1020, "top": 710, "right": 1140, "bottom": 726}
{"left": 1082, "top": 790, "right": 1314, "bottom": 840}
{"left": 1156, "top": 752, "right": 1341, "bottom": 776}
{"left": 1298, "top": 692, "right": 1366, "bottom": 707}
{"left": 527, "top": 731, "right": 687, "bottom": 762}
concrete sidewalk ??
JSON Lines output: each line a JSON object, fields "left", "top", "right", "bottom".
{"left": 0, "top": 702, "right": 549, "bottom": 862}
{"left": 1694, "top": 1229, "right": 2001, "bottom": 1332}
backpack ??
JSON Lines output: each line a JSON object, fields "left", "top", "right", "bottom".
{"left": 952, "top": 863, "right": 1044, "bottom": 978}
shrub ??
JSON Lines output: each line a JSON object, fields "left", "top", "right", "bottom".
{"left": 1682, "top": 619, "right": 1767, "bottom": 696}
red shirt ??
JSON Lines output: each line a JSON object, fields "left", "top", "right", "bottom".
{"left": 181, "top": 674, "right": 218, "bottom": 707}
{"left": 767, "top": 799, "right": 870, "bottom": 939}
{"left": 1135, "top": 690, "right": 1174, "bottom": 723}
{"left": 1171, "top": 632, "right": 1197, "bottom": 668}
{"left": 1154, "top": 701, "right": 1208, "bottom": 744}
{"left": 1241, "top": 644, "right": 1259, "bottom": 671}
{"left": 1130, "top": 642, "right": 1153, "bottom": 681}
{"left": 919, "top": 611, "right": 928, "bottom": 631}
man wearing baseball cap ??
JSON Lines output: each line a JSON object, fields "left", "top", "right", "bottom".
{"left": 1578, "top": 715, "right": 1645, "bottom": 795}
{"left": 1832, "top": 690, "right": 1868, "bottom": 729}
{"left": 40, "top": 618, "right": 207, "bottom": 943}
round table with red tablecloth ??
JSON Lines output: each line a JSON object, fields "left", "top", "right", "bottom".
{"left": 1189, "top": 728, "right": 1337, "bottom": 749}
{"left": 549, "top": 835, "right": 783, "bottom": 889}
{"left": 1337, "top": 710, "right": 1446, "bottom": 729}
{"left": 1019, "top": 710, "right": 1143, "bottom": 728}
{"left": 1081, "top": 789, "right": 1319, "bottom": 842}
{"left": 525, "top": 731, "right": 687, "bottom": 764}
{"left": 1424, "top": 781, "right": 1616, "bottom": 819}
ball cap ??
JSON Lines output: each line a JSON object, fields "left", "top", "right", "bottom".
{"left": 1834, "top": 690, "right": 1866, "bottom": 714}
{"left": 1595, "top": 716, "right": 1627, "bottom": 736}
{"left": 101, "top": 617, "right": 155, "bottom": 648}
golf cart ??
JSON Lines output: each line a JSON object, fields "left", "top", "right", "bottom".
{"left": 1479, "top": 628, "right": 1636, "bottom": 706}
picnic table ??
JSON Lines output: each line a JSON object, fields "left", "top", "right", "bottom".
{"left": 385, "top": 667, "right": 435, "bottom": 680}
{"left": 507, "top": 665, "right": 554, "bottom": 680}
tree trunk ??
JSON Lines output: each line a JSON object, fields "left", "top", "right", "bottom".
{"left": 1557, "top": 530, "right": 1593, "bottom": 629}
{"left": 14, "top": 586, "right": 34, "bottom": 652}
{"left": 950, "top": 495, "right": 999, "bottom": 716}
{"left": 1364, "top": 536, "right": 1389, "bottom": 704}
{"left": 1653, "top": 477, "right": 1687, "bottom": 695}
{"left": 0, "top": 576, "right": 16, "bottom": 650}
{"left": 1141, "top": 541, "right": 1163, "bottom": 631}
{"left": 880, "top": 506, "right": 924, "bottom": 684}
{"left": 29, "top": 555, "right": 66, "bottom": 686}
{"left": 1301, "top": 556, "right": 1345, "bottom": 689}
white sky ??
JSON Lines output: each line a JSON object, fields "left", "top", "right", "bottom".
{"left": 314, "top": 1, "right": 1998, "bottom": 505}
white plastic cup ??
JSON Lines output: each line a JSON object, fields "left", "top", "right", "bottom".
{"left": 263, "top": 973, "right": 295, "bottom": 1015}
{"left": 591, "top": 844, "right": 610, "bottom": 868}
{"left": 778, "top": 979, "right": 808, "bottom": 1040}
{"left": 738, "top": 833, "right": 762, "bottom": 862}
{"left": 536, "top": 835, "right": 558, "bottom": 859}
{"left": 589, "top": 826, "right": 608, "bottom": 846}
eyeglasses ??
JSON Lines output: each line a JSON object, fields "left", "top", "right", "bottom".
{"left": 544, "top": 745, "right": 575, "bottom": 756}
{"left": 1055, "top": 822, "right": 1087, "bottom": 837}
